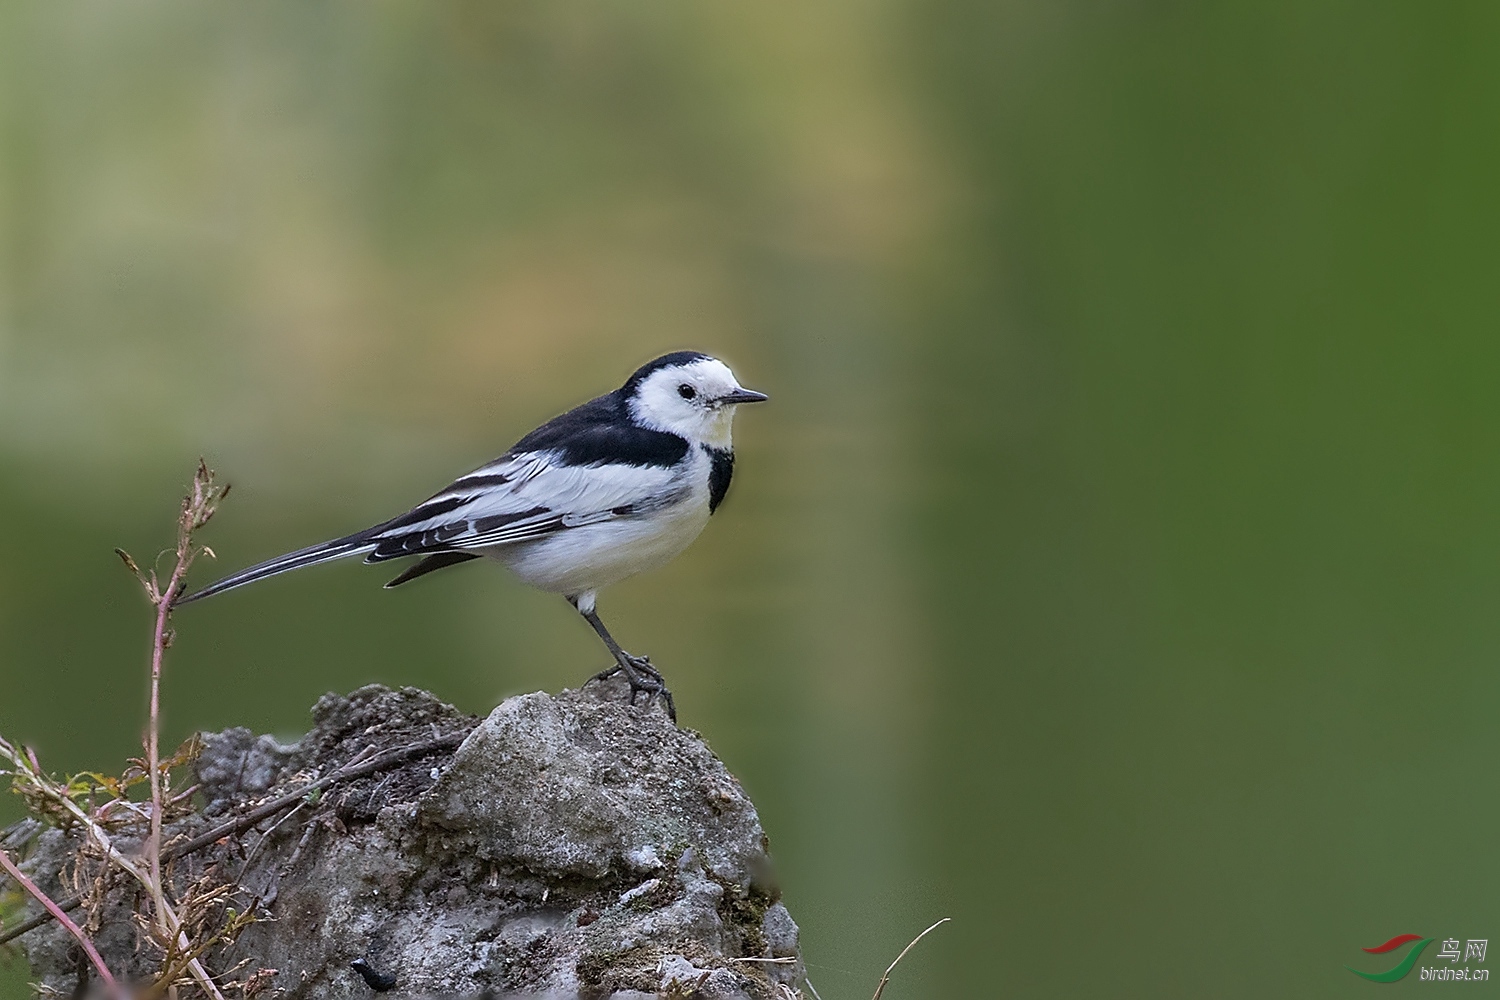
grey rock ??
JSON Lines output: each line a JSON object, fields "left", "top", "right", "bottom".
{"left": 13, "top": 682, "right": 802, "bottom": 999}
{"left": 763, "top": 903, "right": 800, "bottom": 958}
{"left": 196, "top": 727, "right": 296, "bottom": 814}
{"left": 659, "top": 954, "right": 751, "bottom": 998}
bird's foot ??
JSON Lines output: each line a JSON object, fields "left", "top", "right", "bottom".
{"left": 588, "top": 654, "right": 665, "bottom": 684}
{"left": 588, "top": 654, "right": 675, "bottom": 722}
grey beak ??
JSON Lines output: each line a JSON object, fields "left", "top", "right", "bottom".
{"left": 720, "top": 388, "right": 769, "bottom": 405}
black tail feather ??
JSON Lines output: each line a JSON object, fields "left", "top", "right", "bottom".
{"left": 383, "top": 551, "right": 480, "bottom": 589}
{"left": 176, "top": 533, "right": 376, "bottom": 605}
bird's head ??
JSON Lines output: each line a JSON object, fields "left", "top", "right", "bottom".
{"left": 623, "top": 351, "right": 768, "bottom": 447}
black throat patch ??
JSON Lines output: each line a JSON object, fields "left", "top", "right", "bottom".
{"left": 705, "top": 445, "right": 734, "bottom": 513}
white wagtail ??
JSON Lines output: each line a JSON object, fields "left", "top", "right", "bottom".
{"left": 178, "top": 352, "right": 768, "bottom": 720}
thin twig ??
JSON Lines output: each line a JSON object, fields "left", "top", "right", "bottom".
{"left": 0, "top": 898, "right": 82, "bottom": 947}
{"left": 280, "top": 814, "right": 321, "bottom": 874}
{"left": 138, "top": 461, "right": 230, "bottom": 999}
{"left": 0, "top": 846, "right": 123, "bottom": 999}
{"left": 232, "top": 801, "right": 304, "bottom": 886}
{"left": 870, "top": 917, "right": 950, "bottom": 1000}
{"left": 146, "top": 550, "right": 187, "bottom": 939}
{"left": 146, "top": 462, "right": 221, "bottom": 944}
{"left": 170, "top": 735, "right": 454, "bottom": 859}
{"left": 168, "top": 783, "right": 201, "bottom": 807}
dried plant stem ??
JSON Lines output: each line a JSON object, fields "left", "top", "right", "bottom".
{"left": 0, "top": 846, "right": 123, "bottom": 998}
{"left": 146, "top": 555, "right": 187, "bottom": 942}
{"left": 870, "top": 917, "right": 950, "bottom": 1000}
{"left": 0, "top": 464, "right": 233, "bottom": 998}
{"left": 144, "top": 464, "right": 221, "bottom": 935}
{"left": 143, "top": 463, "right": 230, "bottom": 1000}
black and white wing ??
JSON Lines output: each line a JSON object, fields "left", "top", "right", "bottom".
{"left": 361, "top": 449, "right": 685, "bottom": 563}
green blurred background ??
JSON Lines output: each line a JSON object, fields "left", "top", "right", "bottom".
{"left": 2, "top": 2, "right": 1498, "bottom": 996}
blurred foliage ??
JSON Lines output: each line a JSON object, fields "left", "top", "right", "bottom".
{"left": 2, "top": 2, "right": 1499, "bottom": 997}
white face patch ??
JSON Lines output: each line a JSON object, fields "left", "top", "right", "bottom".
{"left": 628, "top": 358, "right": 748, "bottom": 447}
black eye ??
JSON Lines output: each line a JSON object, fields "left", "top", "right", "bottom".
{"left": 678, "top": 383, "right": 697, "bottom": 400}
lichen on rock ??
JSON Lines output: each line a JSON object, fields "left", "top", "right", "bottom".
{"left": 13, "top": 682, "right": 802, "bottom": 999}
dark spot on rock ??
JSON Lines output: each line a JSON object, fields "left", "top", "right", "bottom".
{"left": 350, "top": 959, "right": 398, "bottom": 992}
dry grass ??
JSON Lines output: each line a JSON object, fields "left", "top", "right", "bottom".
{"left": 868, "top": 917, "right": 950, "bottom": 1000}
{"left": 0, "top": 461, "right": 249, "bottom": 998}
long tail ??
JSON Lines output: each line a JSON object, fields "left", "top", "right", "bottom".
{"left": 176, "top": 532, "right": 377, "bottom": 605}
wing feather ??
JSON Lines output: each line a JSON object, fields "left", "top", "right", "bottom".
{"left": 361, "top": 450, "right": 684, "bottom": 563}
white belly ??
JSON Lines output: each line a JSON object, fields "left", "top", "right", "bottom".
{"left": 489, "top": 486, "right": 712, "bottom": 596}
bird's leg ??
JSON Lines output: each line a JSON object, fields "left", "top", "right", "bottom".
{"left": 568, "top": 597, "right": 676, "bottom": 721}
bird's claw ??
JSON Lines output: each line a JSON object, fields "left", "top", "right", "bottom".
{"left": 586, "top": 654, "right": 676, "bottom": 722}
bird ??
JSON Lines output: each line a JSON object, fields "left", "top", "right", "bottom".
{"left": 177, "top": 351, "right": 768, "bottom": 721}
